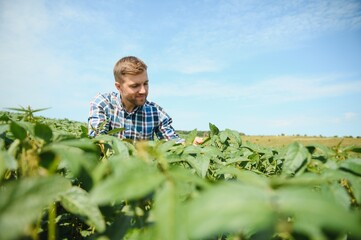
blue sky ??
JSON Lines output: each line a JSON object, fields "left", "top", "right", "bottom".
{"left": 1, "top": 0, "right": 361, "bottom": 137}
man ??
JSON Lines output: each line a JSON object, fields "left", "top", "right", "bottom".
{"left": 88, "top": 56, "right": 198, "bottom": 144}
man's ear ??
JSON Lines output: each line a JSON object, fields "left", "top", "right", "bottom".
{"left": 115, "top": 82, "right": 121, "bottom": 91}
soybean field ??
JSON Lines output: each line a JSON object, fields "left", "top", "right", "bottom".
{"left": 0, "top": 109, "right": 361, "bottom": 240}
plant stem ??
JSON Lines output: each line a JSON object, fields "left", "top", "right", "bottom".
{"left": 48, "top": 202, "right": 56, "bottom": 240}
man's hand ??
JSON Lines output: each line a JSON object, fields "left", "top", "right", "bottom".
{"left": 193, "top": 136, "right": 204, "bottom": 145}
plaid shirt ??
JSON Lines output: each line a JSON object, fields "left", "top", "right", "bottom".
{"left": 88, "top": 92, "right": 183, "bottom": 142}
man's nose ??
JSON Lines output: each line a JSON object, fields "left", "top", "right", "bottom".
{"left": 139, "top": 85, "right": 147, "bottom": 94}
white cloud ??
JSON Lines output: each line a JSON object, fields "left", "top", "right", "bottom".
{"left": 267, "top": 119, "right": 293, "bottom": 128}
{"left": 248, "top": 75, "right": 361, "bottom": 102}
{"left": 152, "top": 75, "right": 361, "bottom": 104}
{"left": 0, "top": 0, "right": 100, "bottom": 115}
{"left": 234, "top": 112, "right": 360, "bottom": 136}
{"left": 0, "top": 0, "right": 49, "bottom": 36}
{"left": 344, "top": 112, "right": 358, "bottom": 120}
{"left": 170, "top": 58, "right": 225, "bottom": 74}
{"left": 159, "top": 0, "right": 361, "bottom": 73}
{"left": 251, "top": 1, "right": 361, "bottom": 45}
{"left": 330, "top": 112, "right": 359, "bottom": 125}
{"left": 0, "top": 4, "right": 63, "bottom": 108}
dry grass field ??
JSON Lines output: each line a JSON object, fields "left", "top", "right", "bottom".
{"left": 242, "top": 135, "right": 361, "bottom": 148}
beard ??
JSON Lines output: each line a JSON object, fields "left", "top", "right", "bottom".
{"left": 129, "top": 94, "right": 147, "bottom": 107}
{"left": 135, "top": 96, "right": 146, "bottom": 106}
{"left": 120, "top": 92, "right": 148, "bottom": 112}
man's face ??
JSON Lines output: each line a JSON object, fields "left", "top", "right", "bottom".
{"left": 115, "top": 71, "right": 149, "bottom": 112}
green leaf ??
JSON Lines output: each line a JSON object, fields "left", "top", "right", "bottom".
{"left": 322, "top": 177, "right": 351, "bottom": 210}
{"left": 123, "top": 227, "right": 156, "bottom": 240}
{"left": 48, "top": 144, "right": 98, "bottom": 190}
{"left": 227, "top": 129, "right": 242, "bottom": 145}
{"left": 0, "top": 153, "right": 5, "bottom": 182}
{"left": 339, "top": 158, "right": 361, "bottom": 176}
{"left": 80, "top": 125, "right": 89, "bottom": 138}
{"left": 7, "top": 139, "right": 20, "bottom": 158}
{"left": 323, "top": 169, "right": 361, "bottom": 208}
{"left": 49, "top": 143, "right": 98, "bottom": 173}
{"left": 348, "top": 146, "right": 361, "bottom": 153}
{"left": 200, "top": 145, "right": 223, "bottom": 158}
{"left": 34, "top": 123, "right": 53, "bottom": 143}
{"left": 345, "top": 173, "right": 361, "bottom": 205}
{"left": 219, "top": 131, "right": 228, "bottom": 143}
{"left": 185, "top": 181, "right": 275, "bottom": 239}
{"left": 277, "top": 187, "right": 361, "bottom": 238}
{"left": 219, "top": 129, "right": 242, "bottom": 146}
{"left": 0, "top": 125, "right": 9, "bottom": 135}
{"left": 59, "top": 138, "right": 99, "bottom": 153}
{"left": 9, "top": 121, "right": 27, "bottom": 140}
{"left": 217, "top": 167, "right": 269, "bottom": 189}
{"left": 168, "top": 166, "right": 210, "bottom": 191}
{"left": 0, "top": 150, "right": 17, "bottom": 172}
{"left": 27, "top": 107, "right": 51, "bottom": 113}
{"left": 39, "top": 150, "right": 58, "bottom": 172}
{"left": 95, "top": 135, "right": 132, "bottom": 158}
{"left": 90, "top": 158, "right": 165, "bottom": 205}
{"left": 183, "top": 145, "right": 201, "bottom": 155}
{"left": 111, "top": 137, "right": 132, "bottom": 157}
{"left": 60, "top": 186, "right": 105, "bottom": 232}
{"left": 270, "top": 172, "right": 327, "bottom": 189}
{"left": 307, "top": 143, "right": 334, "bottom": 157}
{"left": 341, "top": 145, "right": 361, "bottom": 154}
{"left": 0, "top": 113, "right": 11, "bottom": 122}
{"left": 157, "top": 139, "right": 177, "bottom": 154}
{"left": 153, "top": 181, "right": 187, "bottom": 240}
{"left": 0, "top": 176, "right": 71, "bottom": 240}
{"left": 185, "top": 155, "right": 210, "bottom": 178}
{"left": 282, "top": 142, "right": 310, "bottom": 176}
{"left": 185, "top": 129, "right": 197, "bottom": 145}
{"left": 209, "top": 122, "right": 219, "bottom": 137}
{"left": 108, "top": 127, "right": 125, "bottom": 135}
{"left": 5, "top": 107, "right": 28, "bottom": 112}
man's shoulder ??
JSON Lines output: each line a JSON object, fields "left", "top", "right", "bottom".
{"left": 142, "top": 101, "right": 170, "bottom": 117}
{"left": 144, "top": 101, "right": 163, "bottom": 111}
{"left": 91, "top": 92, "right": 119, "bottom": 105}
{"left": 93, "top": 92, "right": 118, "bottom": 99}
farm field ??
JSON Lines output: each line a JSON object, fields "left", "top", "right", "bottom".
{"left": 242, "top": 135, "right": 361, "bottom": 148}
{"left": 177, "top": 130, "right": 361, "bottom": 148}
{"left": 1, "top": 109, "right": 361, "bottom": 240}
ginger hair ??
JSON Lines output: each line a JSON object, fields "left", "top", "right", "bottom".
{"left": 113, "top": 56, "right": 147, "bottom": 82}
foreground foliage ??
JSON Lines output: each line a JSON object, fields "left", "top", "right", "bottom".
{"left": 0, "top": 110, "right": 361, "bottom": 240}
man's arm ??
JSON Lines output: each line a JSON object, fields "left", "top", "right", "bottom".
{"left": 155, "top": 107, "right": 184, "bottom": 143}
{"left": 88, "top": 94, "right": 110, "bottom": 137}
{"left": 157, "top": 117, "right": 203, "bottom": 145}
